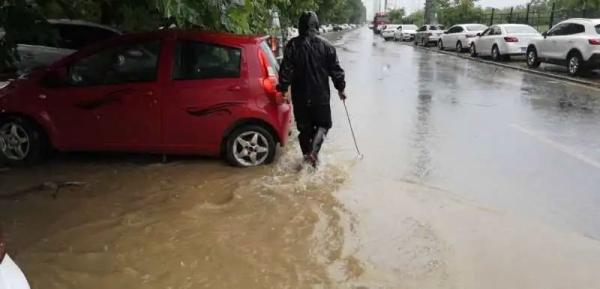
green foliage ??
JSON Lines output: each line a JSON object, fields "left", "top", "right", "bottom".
{"left": 0, "top": 0, "right": 366, "bottom": 70}
{"left": 388, "top": 8, "right": 405, "bottom": 23}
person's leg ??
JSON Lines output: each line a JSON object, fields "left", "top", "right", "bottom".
{"left": 293, "top": 104, "right": 314, "bottom": 157}
{"left": 307, "top": 105, "right": 332, "bottom": 165}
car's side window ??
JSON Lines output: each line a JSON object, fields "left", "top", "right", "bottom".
{"left": 57, "top": 25, "right": 119, "bottom": 50}
{"left": 548, "top": 23, "right": 567, "bottom": 36}
{"left": 418, "top": 26, "right": 426, "bottom": 32}
{"left": 491, "top": 27, "right": 502, "bottom": 35}
{"left": 456, "top": 26, "right": 464, "bottom": 33}
{"left": 68, "top": 41, "right": 161, "bottom": 86}
{"left": 173, "top": 40, "right": 241, "bottom": 80}
{"left": 481, "top": 28, "right": 491, "bottom": 36}
{"left": 567, "top": 23, "right": 585, "bottom": 35}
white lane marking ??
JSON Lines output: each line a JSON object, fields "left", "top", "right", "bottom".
{"left": 510, "top": 124, "right": 600, "bottom": 170}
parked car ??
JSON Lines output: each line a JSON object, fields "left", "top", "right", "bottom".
{"left": 527, "top": 18, "right": 600, "bottom": 75}
{"left": 12, "top": 19, "right": 121, "bottom": 73}
{"left": 0, "top": 30, "right": 292, "bottom": 167}
{"left": 439, "top": 23, "right": 488, "bottom": 52}
{"left": 394, "top": 24, "right": 419, "bottom": 41}
{"left": 0, "top": 230, "right": 31, "bottom": 289}
{"left": 286, "top": 27, "right": 299, "bottom": 39}
{"left": 333, "top": 24, "right": 344, "bottom": 32}
{"left": 470, "top": 24, "right": 541, "bottom": 61}
{"left": 415, "top": 24, "right": 446, "bottom": 46}
{"left": 382, "top": 24, "right": 401, "bottom": 41}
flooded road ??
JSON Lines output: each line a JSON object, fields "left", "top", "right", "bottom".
{"left": 2, "top": 27, "right": 600, "bottom": 289}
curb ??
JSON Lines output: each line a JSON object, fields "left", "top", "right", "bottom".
{"left": 403, "top": 42, "right": 600, "bottom": 90}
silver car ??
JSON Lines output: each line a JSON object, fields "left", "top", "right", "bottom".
{"left": 12, "top": 19, "right": 121, "bottom": 73}
{"left": 415, "top": 24, "right": 446, "bottom": 47}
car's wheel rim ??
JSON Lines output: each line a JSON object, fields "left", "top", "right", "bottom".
{"left": 0, "top": 122, "right": 30, "bottom": 161}
{"left": 457, "top": 43, "right": 462, "bottom": 51}
{"left": 438, "top": 41, "right": 443, "bottom": 49}
{"left": 233, "top": 131, "right": 269, "bottom": 167}
{"left": 569, "top": 57, "right": 579, "bottom": 74}
{"left": 493, "top": 47, "right": 499, "bottom": 59}
{"left": 528, "top": 51, "right": 536, "bottom": 65}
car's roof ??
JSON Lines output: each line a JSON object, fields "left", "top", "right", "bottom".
{"left": 47, "top": 19, "right": 122, "bottom": 34}
{"left": 457, "top": 23, "right": 487, "bottom": 26}
{"left": 560, "top": 18, "right": 600, "bottom": 25}
{"left": 495, "top": 23, "right": 533, "bottom": 27}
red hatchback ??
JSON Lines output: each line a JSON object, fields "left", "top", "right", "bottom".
{"left": 0, "top": 30, "right": 291, "bottom": 167}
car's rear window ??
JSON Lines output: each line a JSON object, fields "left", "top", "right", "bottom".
{"left": 173, "top": 41, "right": 241, "bottom": 80}
{"left": 505, "top": 25, "right": 538, "bottom": 34}
{"left": 430, "top": 25, "right": 445, "bottom": 30}
{"left": 466, "top": 24, "right": 487, "bottom": 31}
{"left": 260, "top": 41, "right": 279, "bottom": 75}
{"left": 596, "top": 24, "right": 600, "bottom": 34}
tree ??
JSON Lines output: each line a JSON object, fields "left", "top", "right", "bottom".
{"left": 388, "top": 8, "right": 405, "bottom": 23}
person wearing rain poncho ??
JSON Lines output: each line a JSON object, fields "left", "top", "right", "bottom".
{"left": 277, "top": 11, "right": 347, "bottom": 167}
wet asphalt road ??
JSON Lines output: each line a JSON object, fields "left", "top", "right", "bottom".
{"left": 328, "top": 28, "right": 600, "bottom": 239}
{"left": 2, "top": 27, "right": 600, "bottom": 289}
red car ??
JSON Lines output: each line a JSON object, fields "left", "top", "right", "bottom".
{"left": 0, "top": 30, "right": 291, "bottom": 167}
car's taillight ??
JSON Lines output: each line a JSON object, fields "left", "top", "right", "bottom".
{"left": 258, "top": 49, "right": 284, "bottom": 104}
{"left": 0, "top": 231, "right": 6, "bottom": 264}
{"left": 504, "top": 37, "right": 519, "bottom": 42}
{"left": 588, "top": 39, "right": 600, "bottom": 45}
{"left": 466, "top": 34, "right": 476, "bottom": 38}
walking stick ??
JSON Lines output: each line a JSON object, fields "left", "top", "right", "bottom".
{"left": 342, "top": 99, "right": 363, "bottom": 159}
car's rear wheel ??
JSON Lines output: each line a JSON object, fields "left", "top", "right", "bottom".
{"left": 421, "top": 38, "right": 427, "bottom": 47}
{"left": 567, "top": 52, "right": 584, "bottom": 76}
{"left": 0, "top": 117, "right": 48, "bottom": 166}
{"left": 438, "top": 40, "right": 444, "bottom": 50}
{"left": 226, "top": 125, "right": 276, "bottom": 167}
{"left": 527, "top": 48, "right": 541, "bottom": 68}
{"left": 456, "top": 41, "right": 463, "bottom": 52}
{"left": 492, "top": 45, "right": 502, "bottom": 61}
{"left": 470, "top": 43, "right": 478, "bottom": 57}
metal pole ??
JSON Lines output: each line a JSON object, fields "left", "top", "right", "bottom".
{"left": 509, "top": 7, "right": 514, "bottom": 23}
{"left": 549, "top": 2, "right": 555, "bottom": 29}
{"left": 342, "top": 100, "right": 363, "bottom": 159}
{"left": 490, "top": 8, "right": 495, "bottom": 26}
{"left": 525, "top": 4, "right": 530, "bottom": 25}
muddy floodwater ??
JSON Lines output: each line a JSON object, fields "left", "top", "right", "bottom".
{"left": 2, "top": 28, "right": 600, "bottom": 289}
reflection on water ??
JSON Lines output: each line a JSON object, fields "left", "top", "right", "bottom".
{"left": 410, "top": 52, "right": 435, "bottom": 181}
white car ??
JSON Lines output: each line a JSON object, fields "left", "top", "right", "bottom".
{"left": 394, "top": 24, "right": 419, "bottom": 41}
{"left": 439, "top": 23, "right": 488, "bottom": 52}
{"left": 286, "top": 27, "right": 299, "bottom": 39}
{"left": 470, "top": 24, "right": 541, "bottom": 61}
{"left": 415, "top": 24, "right": 446, "bottom": 47}
{"left": 0, "top": 232, "right": 30, "bottom": 289}
{"left": 526, "top": 18, "right": 600, "bottom": 75}
{"left": 382, "top": 24, "right": 400, "bottom": 41}
{"left": 13, "top": 19, "right": 121, "bottom": 73}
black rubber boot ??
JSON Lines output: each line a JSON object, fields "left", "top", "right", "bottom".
{"left": 308, "top": 127, "right": 328, "bottom": 167}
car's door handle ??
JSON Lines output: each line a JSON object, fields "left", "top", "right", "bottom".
{"left": 228, "top": 85, "right": 241, "bottom": 92}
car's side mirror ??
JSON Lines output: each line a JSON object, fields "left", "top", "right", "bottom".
{"left": 542, "top": 31, "right": 548, "bottom": 38}
{"left": 476, "top": 32, "right": 481, "bottom": 37}
{"left": 41, "top": 68, "right": 67, "bottom": 88}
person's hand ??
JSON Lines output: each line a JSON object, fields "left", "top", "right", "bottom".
{"left": 338, "top": 90, "right": 347, "bottom": 101}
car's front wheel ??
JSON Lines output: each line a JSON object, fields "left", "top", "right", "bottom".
{"left": 492, "top": 45, "right": 502, "bottom": 61}
{"left": 470, "top": 43, "right": 478, "bottom": 57}
{"left": 225, "top": 125, "right": 276, "bottom": 167}
{"left": 456, "top": 41, "right": 463, "bottom": 52}
{"left": 567, "top": 52, "right": 584, "bottom": 76}
{"left": 438, "top": 40, "right": 444, "bottom": 50}
{"left": 527, "top": 48, "right": 541, "bottom": 68}
{"left": 0, "top": 117, "right": 48, "bottom": 166}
